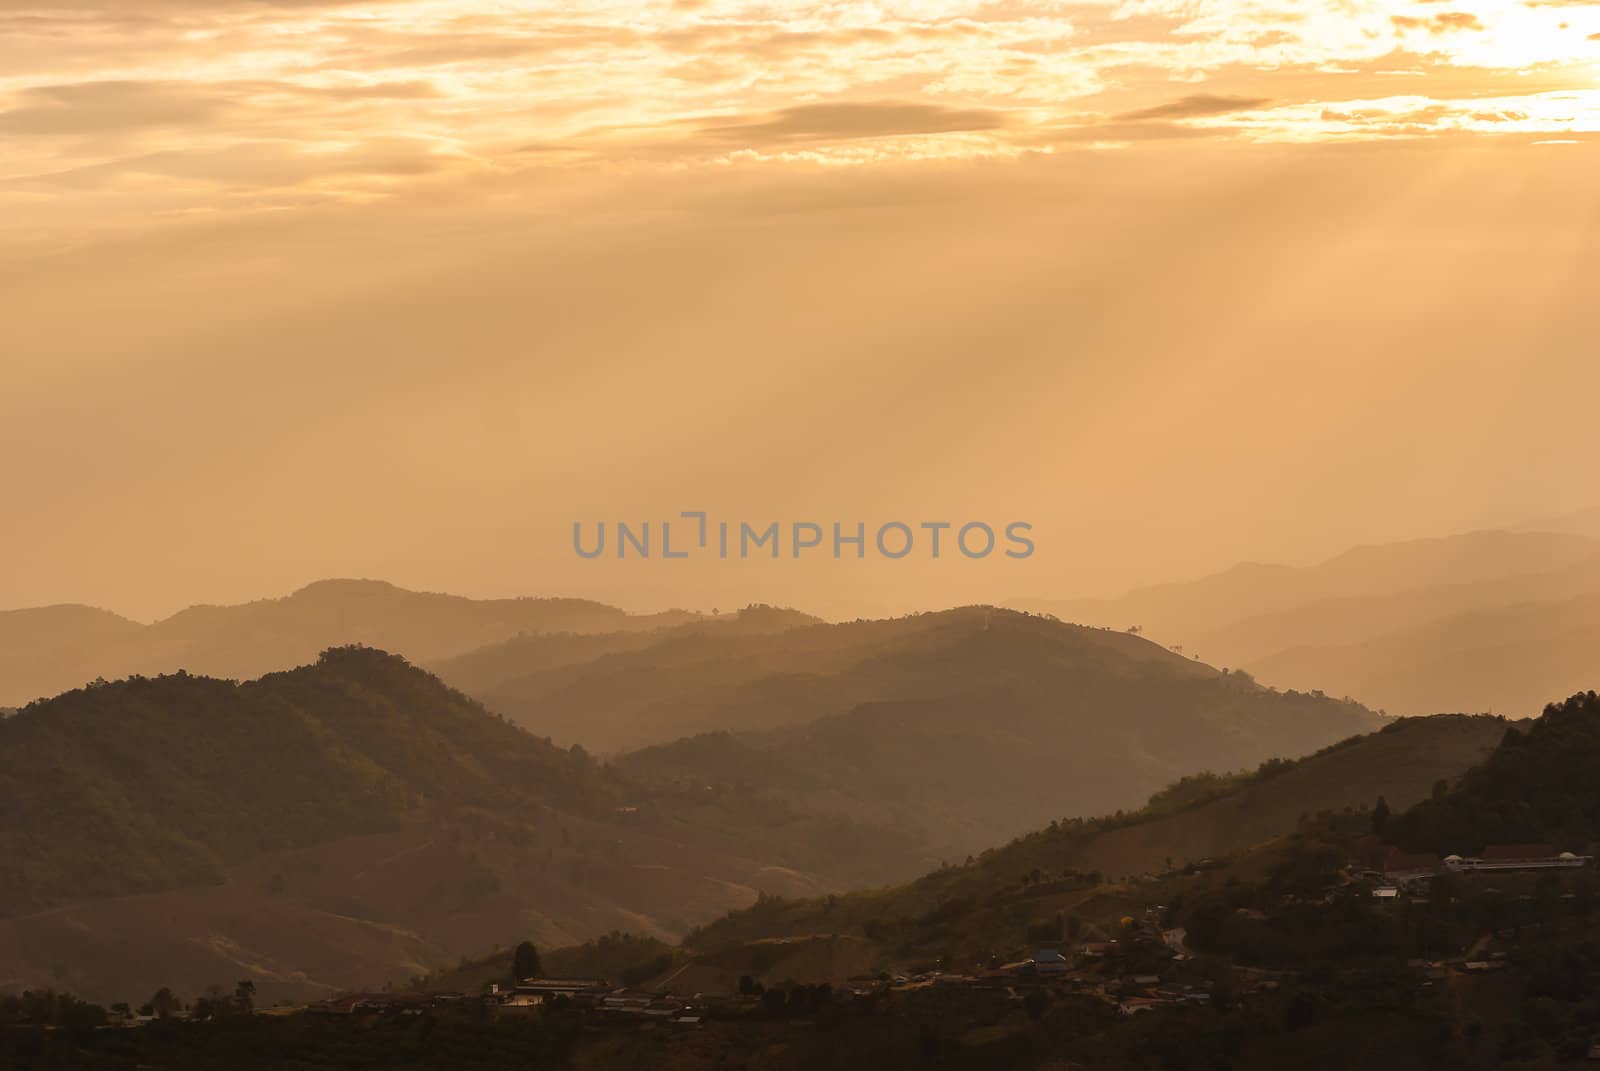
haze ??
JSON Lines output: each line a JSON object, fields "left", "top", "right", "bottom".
{"left": 3, "top": 1, "right": 1600, "bottom": 621}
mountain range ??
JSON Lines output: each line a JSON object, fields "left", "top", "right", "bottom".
{"left": 0, "top": 610, "right": 1381, "bottom": 1004}
{"left": 604, "top": 608, "right": 1380, "bottom": 859}
{"left": 0, "top": 579, "right": 700, "bottom": 709}
{"left": 1026, "top": 528, "right": 1600, "bottom": 715}
{"left": 4, "top": 531, "right": 1595, "bottom": 1008}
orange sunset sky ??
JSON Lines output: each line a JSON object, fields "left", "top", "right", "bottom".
{"left": 2, "top": 1, "right": 1598, "bottom": 620}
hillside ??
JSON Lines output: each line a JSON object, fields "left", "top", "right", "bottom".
{"left": 0, "top": 580, "right": 700, "bottom": 707}
{"left": 0, "top": 650, "right": 924, "bottom": 1004}
{"left": 1026, "top": 529, "right": 1600, "bottom": 715}
{"left": 1053, "top": 713, "right": 1508, "bottom": 879}
{"left": 679, "top": 712, "right": 1507, "bottom": 968}
{"left": 1387, "top": 689, "right": 1600, "bottom": 852}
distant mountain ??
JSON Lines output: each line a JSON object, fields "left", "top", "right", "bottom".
{"left": 444, "top": 607, "right": 1378, "bottom": 765}
{"left": 1025, "top": 529, "right": 1600, "bottom": 715}
{"left": 466, "top": 607, "right": 1387, "bottom": 859}
{"left": 432, "top": 603, "right": 823, "bottom": 697}
{"left": 1514, "top": 504, "right": 1600, "bottom": 540}
{"left": 681, "top": 711, "right": 1513, "bottom": 969}
{"left": 0, "top": 604, "right": 146, "bottom": 708}
{"left": 1252, "top": 593, "right": 1600, "bottom": 716}
{"left": 1031, "top": 529, "right": 1597, "bottom": 647}
{"left": 0, "top": 649, "right": 922, "bottom": 1004}
{"left": 0, "top": 579, "right": 702, "bottom": 707}
{"left": 1176, "top": 551, "right": 1600, "bottom": 668}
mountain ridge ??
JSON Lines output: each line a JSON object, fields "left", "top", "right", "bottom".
{"left": 0, "top": 580, "right": 707, "bottom": 707}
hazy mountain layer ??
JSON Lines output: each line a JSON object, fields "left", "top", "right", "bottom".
{"left": 0, "top": 579, "right": 699, "bottom": 707}
{"left": 1249, "top": 594, "right": 1600, "bottom": 717}
{"left": 448, "top": 607, "right": 1378, "bottom": 763}
{"left": 1027, "top": 529, "right": 1600, "bottom": 715}
{"left": 582, "top": 609, "right": 1386, "bottom": 857}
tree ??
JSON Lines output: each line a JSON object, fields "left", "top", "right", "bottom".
{"left": 234, "top": 979, "right": 256, "bottom": 1015}
{"left": 1372, "top": 795, "right": 1392, "bottom": 833}
{"left": 192, "top": 985, "right": 230, "bottom": 1021}
{"left": 148, "top": 987, "right": 180, "bottom": 1019}
{"left": 512, "top": 940, "right": 543, "bottom": 983}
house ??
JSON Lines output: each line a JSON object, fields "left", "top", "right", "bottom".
{"left": 1355, "top": 839, "right": 1442, "bottom": 879}
{"left": 512, "top": 978, "right": 612, "bottom": 1006}
{"left": 1443, "top": 848, "right": 1589, "bottom": 873}
{"left": 1029, "top": 949, "right": 1071, "bottom": 974}
{"left": 1118, "top": 998, "right": 1166, "bottom": 1016}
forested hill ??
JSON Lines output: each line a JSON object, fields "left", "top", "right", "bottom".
{"left": 0, "top": 648, "right": 948, "bottom": 1002}
{"left": 0, "top": 647, "right": 624, "bottom": 918}
{"left": 1386, "top": 690, "right": 1600, "bottom": 853}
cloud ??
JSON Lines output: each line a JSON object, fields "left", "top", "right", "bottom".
{"left": 0, "top": 81, "right": 231, "bottom": 136}
{"left": 7, "top": 137, "right": 458, "bottom": 192}
{"left": 4, "top": 0, "right": 1600, "bottom": 237}
{"left": 1118, "top": 95, "right": 1272, "bottom": 121}
{"left": 695, "top": 102, "right": 1011, "bottom": 145}
{"left": 1391, "top": 12, "right": 1486, "bottom": 34}
{"left": 1040, "top": 121, "right": 1242, "bottom": 145}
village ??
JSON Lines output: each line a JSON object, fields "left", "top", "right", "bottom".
{"left": 288, "top": 911, "right": 1230, "bottom": 1029}
{"left": 67, "top": 837, "right": 1600, "bottom": 1050}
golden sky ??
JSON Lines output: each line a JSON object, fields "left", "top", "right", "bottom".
{"left": 4, "top": 0, "right": 1600, "bottom": 234}
{"left": 3, "top": 1, "right": 1599, "bottom": 619}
